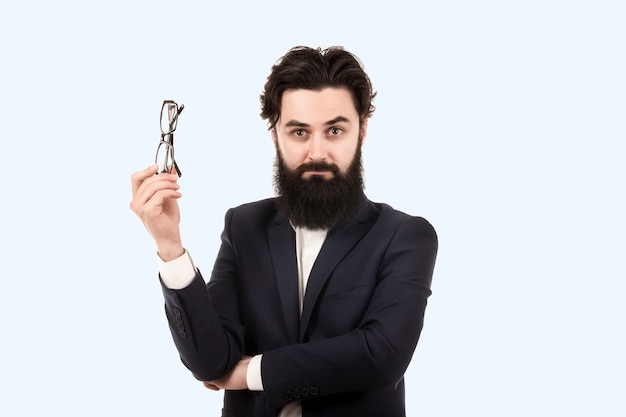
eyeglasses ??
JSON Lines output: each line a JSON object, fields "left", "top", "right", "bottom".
{"left": 155, "top": 100, "right": 185, "bottom": 176}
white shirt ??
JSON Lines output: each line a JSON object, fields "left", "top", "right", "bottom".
{"left": 158, "top": 226, "right": 327, "bottom": 417}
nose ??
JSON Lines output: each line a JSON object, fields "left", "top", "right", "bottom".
{"left": 307, "top": 134, "right": 327, "bottom": 161}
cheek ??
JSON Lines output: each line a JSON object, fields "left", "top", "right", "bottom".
{"left": 279, "top": 141, "right": 307, "bottom": 167}
{"left": 334, "top": 143, "right": 360, "bottom": 168}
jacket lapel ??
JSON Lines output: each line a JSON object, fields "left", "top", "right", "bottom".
{"left": 268, "top": 211, "right": 300, "bottom": 344}
{"left": 298, "top": 201, "right": 378, "bottom": 341}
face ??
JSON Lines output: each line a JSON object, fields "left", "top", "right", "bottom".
{"left": 272, "top": 87, "right": 368, "bottom": 230}
{"left": 272, "top": 87, "right": 367, "bottom": 180}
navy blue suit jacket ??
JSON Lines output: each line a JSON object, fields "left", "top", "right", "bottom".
{"left": 161, "top": 198, "right": 438, "bottom": 417}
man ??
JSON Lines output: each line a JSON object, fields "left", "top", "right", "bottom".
{"left": 130, "top": 46, "right": 438, "bottom": 417}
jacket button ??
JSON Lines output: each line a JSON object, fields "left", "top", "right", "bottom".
{"left": 310, "top": 386, "right": 319, "bottom": 396}
{"left": 284, "top": 390, "right": 293, "bottom": 401}
{"left": 178, "top": 330, "right": 186, "bottom": 338}
{"left": 293, "top": 389, "right": 301, "bottom": 399}
{"left": 301, "top": 387, "right": 310, "bottom": 397}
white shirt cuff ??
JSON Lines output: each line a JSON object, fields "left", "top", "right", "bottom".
{"left": 157, "top": 250, "right": 197, "bottom": 290}
{"left": 246, "top": 354, "right": 264, "bottom": 391}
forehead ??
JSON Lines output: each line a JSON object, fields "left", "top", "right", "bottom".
{"left": 279, "top": 88, "right": 358, "bottom": 125}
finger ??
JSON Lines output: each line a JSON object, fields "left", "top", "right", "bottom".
{"left": 130, "top": 164, "right": 159, "bottom": 195}
{"left": 131, "top": 173, "right": 180, "bottom": 209}
{"left": 202, "top": 381, "right": 220, "bottom": 391}
{"left": 130, "top": 180, "right": 181, "bottom": 218}
{"left": 131, "top": 187, "right": 182, "bottom": 219}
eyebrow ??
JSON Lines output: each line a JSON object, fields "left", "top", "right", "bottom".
{"left": 284, "top": 116, "right": 351, "bottom": 128}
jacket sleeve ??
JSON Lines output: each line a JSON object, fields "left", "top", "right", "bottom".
{"left": 260, "top": 216, "right": 438, "bottom": 408}
{"left": 160, "top": 208, "right": 245, "bottom": 381}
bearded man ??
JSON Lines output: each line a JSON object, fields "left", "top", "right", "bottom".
{"left": 130, "top": 46, "right": 438, "bottom": 417}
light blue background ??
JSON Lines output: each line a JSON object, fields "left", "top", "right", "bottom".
{"left": 2, "top": 1, "right": 624, "bottom": 415}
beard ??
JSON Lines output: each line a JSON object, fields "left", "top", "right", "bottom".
{"left": 273, "top": 146, "right": 366, "bottom": 230}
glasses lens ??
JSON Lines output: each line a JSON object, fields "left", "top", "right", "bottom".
{"left": 155, "top": 141, "right": 171, "bottom": 173}
{"left": 160, "top": 101, "right": 179, "bottom": 134}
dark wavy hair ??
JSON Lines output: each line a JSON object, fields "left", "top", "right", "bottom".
{"left": 260, "top": 46, "right": 376, "bottom": 130}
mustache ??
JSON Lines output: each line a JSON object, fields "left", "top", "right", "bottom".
{"left": 294, "top": 161, "right": 341, "bottom": 176}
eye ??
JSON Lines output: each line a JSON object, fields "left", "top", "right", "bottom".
{"left": 293, "top": 129, "right": 307, "bottom": 137}
{"left": 329, "top": 127, "right": 343, "bottom": 136}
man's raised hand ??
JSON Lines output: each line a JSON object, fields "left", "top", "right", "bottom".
{"left": 130, "top": 164, "right": 184, "bottom": 261}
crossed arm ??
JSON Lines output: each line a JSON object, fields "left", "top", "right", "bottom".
{"left": 160, "top": 214, "right": 437, "bottom": 408}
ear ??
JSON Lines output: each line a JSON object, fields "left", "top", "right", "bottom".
{"left": 360, "top": 119, "right": 368, "bottom": 145}
{"left": 270, "top": 127, "right": 278, "bottom": 144}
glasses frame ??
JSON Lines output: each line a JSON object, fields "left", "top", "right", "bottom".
{"left": 155, "top": 100, "right": 185, "bottom": 176}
